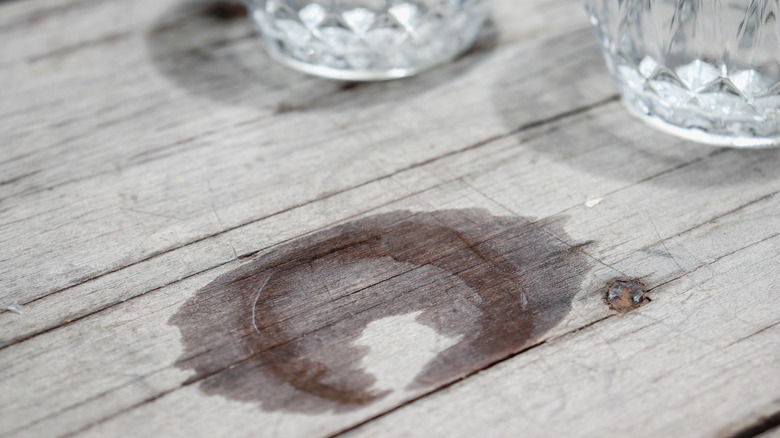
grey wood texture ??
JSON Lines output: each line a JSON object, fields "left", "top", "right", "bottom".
{"left": 1, "top": 0, "right": 779, "bottom": 437}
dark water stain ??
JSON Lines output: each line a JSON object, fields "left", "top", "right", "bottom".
{"left": 170, "top": 209, "right": 595, "bottom": 414}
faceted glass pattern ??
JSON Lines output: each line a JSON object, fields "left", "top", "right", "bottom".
{"left": 585, "top": 0, "right": 780, "bottom": 147}
{"left": 245, "top": 0, "right": 490, "bottom": 80}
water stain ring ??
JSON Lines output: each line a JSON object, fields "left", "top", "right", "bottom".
{"left": 170, "top": 209, "right": 594, "bottom": 413}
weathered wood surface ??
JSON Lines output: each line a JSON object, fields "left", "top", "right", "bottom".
{"left": 1, "top": 0, "right": 779, "bottom": 437}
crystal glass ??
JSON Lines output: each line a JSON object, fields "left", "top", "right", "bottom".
{"left": 244, "top": 0, "right": 491, "bottom": 80}
{"left": 585, "top": 0, "right": 780, "bottom": 147}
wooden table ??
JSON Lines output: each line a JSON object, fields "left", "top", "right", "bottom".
{"left": 2, "top": 0, "right": 779, "bottom": 437}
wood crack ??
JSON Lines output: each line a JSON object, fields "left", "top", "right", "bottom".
{"left": 0, "top": 0, "right": 103, "bottom": 33}
{"left": 723, "top": 405, "right": 780, "bottom": 438}
{"left": 643, "top": 231, "right": 780, "bottom": 300}
{"left": 0, "top": 170, "right": 39, "bottom": 187}
{"left": 27, "top": 30, "right": 132, "bottom": 63}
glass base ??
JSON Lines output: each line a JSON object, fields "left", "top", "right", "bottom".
{"left": 261, "top": 36, "right": 464, "bottom": 81}
{"left": 246, "top": 1, "right": 489, "bottom": 81}
{"left": 621, "top": 90, "right": 780, "bottom": 148}
{"left": 584, "top": 0, "right": 780, "bottom": 148}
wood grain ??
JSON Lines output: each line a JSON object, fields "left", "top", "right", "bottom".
{"left": 1, "top": 0, "right": 779, "bottom": 437}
